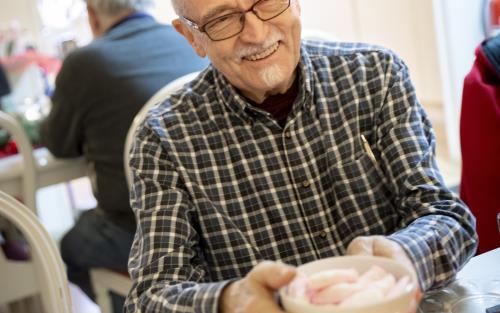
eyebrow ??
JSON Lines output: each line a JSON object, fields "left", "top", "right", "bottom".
{"left": 200, "top": 4, "right": 237, "bottom": 23}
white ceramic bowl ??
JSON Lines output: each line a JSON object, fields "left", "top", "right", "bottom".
{"left": 280, "top": 256, "right": 416, "bottom": 313}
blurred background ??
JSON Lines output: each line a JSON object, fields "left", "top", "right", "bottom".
{"left": 0, "top": 0, "right": 492, "bottom": 312}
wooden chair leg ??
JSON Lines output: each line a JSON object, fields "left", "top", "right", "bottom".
{"left": 7, "top": 295, "right": 42, "bottom": 313}
{"left": 93, "top": 279, "right": 113, "bottom": 313}
{"left": 90, "top": 269, "right": 132, "bottom": 313}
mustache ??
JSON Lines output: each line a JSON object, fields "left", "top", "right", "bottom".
{"left": 235, "top": 31, "right": 283, "bottom": 59}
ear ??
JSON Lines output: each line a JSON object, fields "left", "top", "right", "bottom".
{"left": 172, "top": 19, "right": 207, "bottom": 58}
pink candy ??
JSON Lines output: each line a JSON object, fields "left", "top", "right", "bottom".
{"left": 308, "top": 268, "right": 359, "bottom": 289}
{"left": 286, "top": 265, "right": 410, "bottom": 307}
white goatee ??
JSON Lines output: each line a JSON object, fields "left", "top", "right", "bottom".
{"left": 259, "top": 63, "right": 285, "bottom": 88}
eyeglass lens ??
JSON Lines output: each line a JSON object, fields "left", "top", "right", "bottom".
{"left": 204, "top": 0, "right": 290, "bottom": 41}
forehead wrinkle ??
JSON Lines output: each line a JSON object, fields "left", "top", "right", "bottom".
{"left": 200, "top": 0, "right": 256, "bottom": 23}
{"left": 200, "top": 4, "right": 237, "bottom": 23}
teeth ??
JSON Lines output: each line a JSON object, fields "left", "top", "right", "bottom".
{"left": 244, "top": 42, "right": 279, "bottom": 61}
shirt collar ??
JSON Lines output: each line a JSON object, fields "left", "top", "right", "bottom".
{"left": 212, "top": 42, "right": 315, "bottom": 124}
{"left": 107, "top": 11, "right": 153, "bottom": 33}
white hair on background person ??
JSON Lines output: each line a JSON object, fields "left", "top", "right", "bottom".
{"left": 85, "top": 0, "right": 155, "bottom": 16}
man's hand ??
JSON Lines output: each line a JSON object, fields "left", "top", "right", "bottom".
{"left": 219, "top": 261, "right": 296, "bottom": 313}
{"left": 346, "top": 235, "right": 423, "bottom": 313}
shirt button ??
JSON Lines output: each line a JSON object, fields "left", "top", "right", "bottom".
{"left": 302, "top": 180, "right": 310, "bottom": 188}
{"left": 319, "top": 231, "right": 328, "bottom": 239}
{"left": 285, "top": 131, "right": 292, "bottom": 138}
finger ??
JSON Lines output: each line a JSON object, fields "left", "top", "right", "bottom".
{"left": 372, "top": 237, "right": 407, "bottom": 262}
{"left": 373, "top": 236, "right": 406, "bottom": 258}
{"left": 221, "top": 280, "right": 286, "bottom": 313}
{"left": 372, "top": 238, "right": 419, "bottom": 281}
{"left": 346, "top": 236, "right": 374, "bottom": 256}
{"left": 249, "top": 261, "right": 297, "bottom": 291}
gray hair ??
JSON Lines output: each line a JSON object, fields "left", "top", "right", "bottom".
{"left": 170, "top": 0, "right": 188, "bottom": 16}
{"left": 85, "top": 0, "right": 154, "bottom": 16}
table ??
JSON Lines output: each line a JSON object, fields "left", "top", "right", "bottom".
{"left": 0, "top": 147, "right": 86, "bottom": 199}
{"left": 419, "top": 248, "right": 500, "bottom": 312}
{"left": 0, "top": 111, "right": 87, "bottom": 212}
{"left": 457, "top": 248, "right": 500, "bottom": 281}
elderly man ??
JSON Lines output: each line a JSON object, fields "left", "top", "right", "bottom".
{"left": 41, "top": 0, "right": 207, "bottom": 311}
{"left": 125, "top": 0, "right": 478, "bottom": 312}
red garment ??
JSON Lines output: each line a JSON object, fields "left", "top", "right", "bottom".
{"left": 460, "top": 46, "right": 500, "bottom": 254}
{"left": 0, "top": 50, "right": 61, "bottom": 76}
{"left": 0, "top": 141, "right": 18, "bottom": 158}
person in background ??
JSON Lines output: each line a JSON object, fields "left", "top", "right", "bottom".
{"left": 460, "top": 34, "right": 500, "bottom": 254}
{"left": 0, "top": 63, "right": 10, "bottom": 98}
{"left": 0, "top": 63, "right": 11, "bottom": 149}
{"left": 125, "top": 0, "right": 477, "bottom": 312}
{"left": 41, "top": 0, "right": 208, "bottom": 311}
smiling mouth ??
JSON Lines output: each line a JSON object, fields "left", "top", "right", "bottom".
{"left": 243, "top": 42, "right": 280, "bottom": 62}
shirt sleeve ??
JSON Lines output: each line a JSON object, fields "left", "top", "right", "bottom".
{"left": 373, "top": 52, "right": 478, "bottom": 291}
{"left": 41, "top": 53, "right": 86, "bottom": 158}
{"left": 125, "top": 120, "right": 231, "bottom": 313}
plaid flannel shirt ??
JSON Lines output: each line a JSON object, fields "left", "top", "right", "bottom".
{"left": 125, "top": 41, "right": 477, "bottom": 313}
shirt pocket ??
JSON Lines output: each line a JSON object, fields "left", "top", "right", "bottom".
{"left": 327, "top": 151, "right": 398, "bottom": 239}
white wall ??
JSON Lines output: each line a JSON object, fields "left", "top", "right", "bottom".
{"left": 0, "top": 0, "right": 43, "bottom": 54}
{"left": 300, "top": 0, "right": 358, "bottom": 40}
{"left": 433, "top": 0, "right": 484, "bottom": 158}
{"left": 0, "top": 0, "right": 42, "bottom": 34}
{"left": 354, "top": 0, "right": 443, "bottom": 104}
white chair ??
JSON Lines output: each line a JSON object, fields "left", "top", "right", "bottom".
{"left": 0, "top": 111, "right": 87, "bottom": 217}
{"left": 90, "top": 71, "right": 199, "bottom": 313}
{"left": 90, "top": 269, "right": 132, "bottom": 313}
{"left": 124, "top": 71, "right": 200, "bottom": 187}
{"left": 0, "top": 111, "right": 37, "bottom": 212}
{"left": 0, "top": 190, "right": 72, "bottom": 313}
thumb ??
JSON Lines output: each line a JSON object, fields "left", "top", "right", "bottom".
{"left": 346, "top": 236, "right": 375, "bottom": 255}
{"left": 249, "top": 261, "right": 297, "bottom": 290}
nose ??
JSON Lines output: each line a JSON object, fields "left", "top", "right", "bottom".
{"left": 238, "top": 11, "right": 268, "bottom": 43}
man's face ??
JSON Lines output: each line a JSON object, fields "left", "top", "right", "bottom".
{"left": 176, "top": 0, "right": 302, "bottom": 103}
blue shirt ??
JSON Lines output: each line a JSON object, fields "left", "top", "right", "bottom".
{"left": 42, "top": 16, "right": 208, "bottom": 230}
{"left": 125, "top": 40, "right": 477, "bottom": 313}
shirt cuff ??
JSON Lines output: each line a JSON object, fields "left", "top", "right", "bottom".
{"left": 389, "top": 230, "right": 435, "bottom": 291}
{"left": 194, "top": 279, "right": 236, "bottom": 313}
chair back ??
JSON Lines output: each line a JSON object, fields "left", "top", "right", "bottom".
{"left": 0, "top": 190, "right": 72, "bottom": 312}
{"left": 124, "top": 72, "right": 200, "bottom": 188}
{"left": 0, "top": 111, "right": 37, "bottom": 212}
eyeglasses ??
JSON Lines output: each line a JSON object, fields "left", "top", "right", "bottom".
{"left": 181, "top": 0, "right": 291, "bottom": 41}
